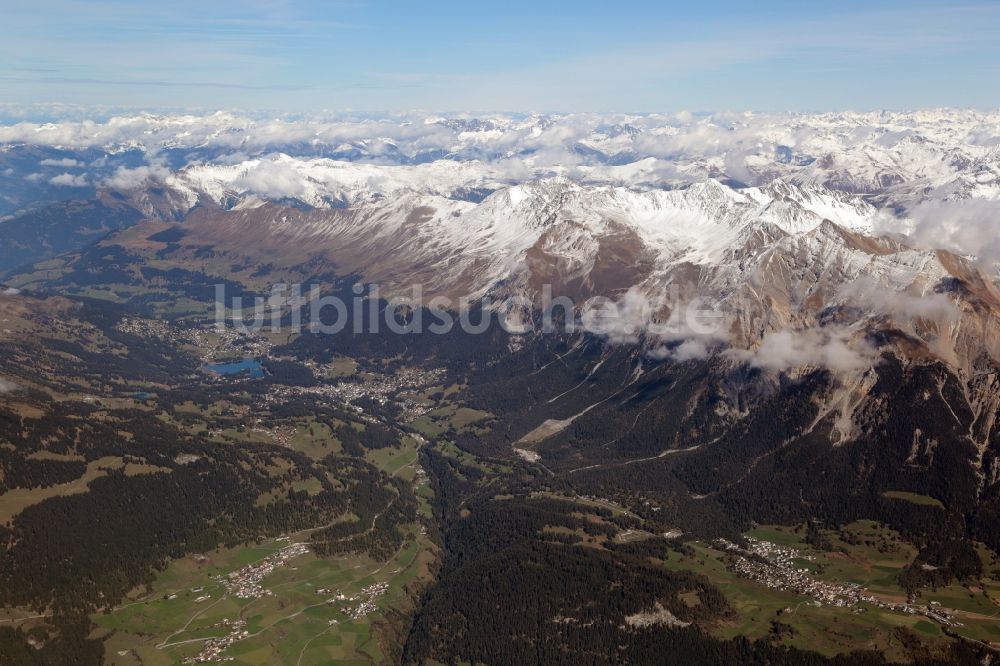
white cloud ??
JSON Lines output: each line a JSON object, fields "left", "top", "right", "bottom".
{"left": 838, "top": 277, "right": 959, "bottom": 327}
{"left": 0, "top": 378, "right": 21, "bottom": 394}
{"left": 39, "top": 157, "right": 81, "bottom": 167}
{"left": 103, "top": 164, "right": 170, "bottom": 189}
{"left": 231, "top": 159, "right": 310, "bottom": 200}
{"left": 879, "top": 199, "right": 1000, "bottom": 267}
{"left": 579, "top": 288, "right": 656, "bottom": 346}
{"left": 580, "top": 286, "right": 728, "bottom": 360}
{"left": 49, "top": 172, "right": 89, "bottom": 187}
{"left": 648, "top": 338, "right": 713, "bottom": 362}
{"left": 0, "top": 109, "right": 994, "bottom": 187}
{"left": 727, "top": 326, "right": 876, "bottom": 373}
{"left": 1, "top": 109, "right": 999, "bottom": 244}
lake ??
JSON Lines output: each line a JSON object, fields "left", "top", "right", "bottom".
{"left": 202, "top": 358, "right": 265, "bottom": 379}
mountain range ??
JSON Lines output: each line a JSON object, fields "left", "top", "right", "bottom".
{"left": 3, "top": 110, "right": 1000, "bottom": 664}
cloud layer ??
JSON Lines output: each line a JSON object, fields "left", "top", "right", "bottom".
{"left": 728, "top": 326, "right": 877, "bottom": 374}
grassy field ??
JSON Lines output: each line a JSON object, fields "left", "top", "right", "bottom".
{"left": 664, "top": 541, "right": 933, "bottom": 660}
{"left": 96, "top": 529, "right": 434, "bottom": 665}
{"left": 365, "top": 437, "right": 422, "bottom": 481}
{"left": 529, "top": 490, "right": 632, "bottom": 518}
{"left": 95, "top": 433, "right": 436, "bottom": 665}
{"left": 288, "top": 418, "right": 342, "bottom": 460}
{"left": 663, "top": 523, "right": 1000, "bottom": 657}
{"left": 0, "top": 455, "right": 168, "bottom": 525}
{"left": 881, "top": 490, "right": 945, "bottom": 508}
{"left": 319, "top": 357, "right": 358, "bottom": 379}
{"left": 409, "top": 403, "right": 492, "bottom": 440}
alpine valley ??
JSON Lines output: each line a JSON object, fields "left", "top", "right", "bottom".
{"left": 3, "top": 110, "right": 1000, "bottom": 665}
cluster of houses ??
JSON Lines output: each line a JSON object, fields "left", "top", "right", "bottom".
{"left": 315, "top": 579, "right": 389, "bottom": 621}
{"left": 245, "top": 421, "right": 295, "bottom": 448}
{"left": 116, "top": 317, "right": 201, "bottom": 347}
{"left": 284, "top": 365, "right": 446, "bottom": 421}
{"left": 203, "top": 328, "right": 273, "bottom": 362}
{"left": 218, "top": 542, "right": 309, "bottom": 599}
{"left": 185, "top": 619, "right": 248, "bottom": 664}
{"left": 118, "top": 318, "right": 274, "bottom": 362}
{"left": 716, "top": 537, "right": 961, "bottom": 627}
{"left": 718, "top": 537, "right": 864, "bottom": 607}
{"left": 343, "top": 582, "right": 389, "bottom": 620}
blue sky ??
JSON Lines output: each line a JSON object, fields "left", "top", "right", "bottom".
{"left": 2, "top": 0, "right": 999, "bottom": 113}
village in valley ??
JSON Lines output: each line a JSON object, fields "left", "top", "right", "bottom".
{"left": 89, "top": 340, "right": 442, "bottom": 665}
{"left": 178, "top": 542, "right": 394, "bottom": 664}
{"left": 219, "top": 542, "right": 311, "bottom": 600}
{"left": 716, "top": 536, "right": 962, "bottom": 628}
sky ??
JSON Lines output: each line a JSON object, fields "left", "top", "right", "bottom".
{"left": 2, "top": 0, "right": 1000, "bottom": 113}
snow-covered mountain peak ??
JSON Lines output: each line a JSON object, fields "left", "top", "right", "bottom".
{"left": 5, "top": 109, "right": 1000, "bottom": 374}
